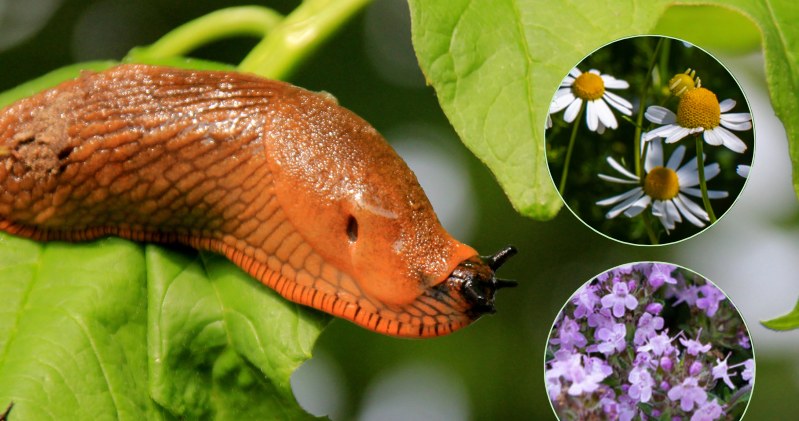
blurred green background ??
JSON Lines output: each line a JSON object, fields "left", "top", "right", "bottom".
{"left": 1, "top": 0, "right": 797, "bottom": 419}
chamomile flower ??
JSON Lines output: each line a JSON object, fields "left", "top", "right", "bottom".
{"left": 550, "top": 68, "right": 633, "bottom": 133}
{"left": 643, "top": 87, "right": 752, "bottom": 153}
{"left": 596, "top": 139, "right": 728, "bottom": 233}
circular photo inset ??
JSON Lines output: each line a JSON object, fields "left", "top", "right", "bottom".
{"left": 544, "top": 262, "right": 754, "bottom": 420}
{"left": 545, "top": 36, "right": 754, "bottom": 245}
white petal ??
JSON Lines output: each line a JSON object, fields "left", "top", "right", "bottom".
{"left": 665, "top": 126, "right": 692, "bottom": 144}
{"left": 643, "top": 124, "right": 680, "bottom": 142}
{"left": 645, "top": 106, "right": 676, "bottom": 124}
{"left": 708, "top": 189, "right": 729, "bottom": 199}
{"left": 673, "top": 196, "right": 706, "bottom": 227}
{"left": 564, "top": 98, "right": 583, "bottom": 123}
{"left": 719, "top": 112, "right": 751, "bottom": 123}
{"left": 703, "top": 128, "right": 724, "bottom": 146}
{"left": 719, "top": 98, "right": 736, "bottom": 113}
{"left": 599, "top": 174, "right": 639, "bottom": 184}
{"left": 597, "top": 187, "right": 642, "bottom": 207}
{"left": 645, "top": 138, "right": 664, "bottom": 172}
{"left": 603, "top": 91, "right": 633, "bottom": 115}
{"left": 720, "top": 118, "right": 752, "bottom": 131}
{"left": 561, "top": 76, "right": 575, "bottom": 86}
{"left": 737, "top": 165, "right": 750, "bottom": 178}
{"left": 666, "top": 145, "right": 686, "bottom": 170}
{"left": 607, "top": 156, "right": 638, "bottom": 180}
{"left": 606, "top": 189, "right": 646, "bottom": 218}
{"left": 594, "top": 98, "right": 619, "bottom": 129}
{"left": 676, "top": 193, "right": 709, "bottom": 221}
{"left": 681, "top": 187, "right": 729, "bottom": 199}
{"left": 652, "top": 201, "right": 674, "bottom": 232}
{"left": 623, "top": 195, "right": 652, "bottom": 217}
{"left": 588, "top": 69, "right": 600, "bottom": 75}
{"left": 569, "top": 68, "right": 582, "bottom": 78}
{"left": 651, "top": 200, "right": 665, "bottom": 217}
{"left": 714, "top": 126, "right": 748, "bottom": 153}
{"left": 676, "top": 167, "right": 699, "bottom": 188}
{"left": 596, "top": 120, "right": 606, "bottom": 135}
{"left": 602, "top": 75, "right": 630, "bottom": 90}
{"left": 586, "top": 100, "right": 599, "bottom": 131}
{"left": 665, "top": 200, "right": 682, "bottom": 224}
{"left": 703, "top": 162, "right": 721, "bottom": 181}
{"left": 551, "top": 90, "right": 576, "bottom": 113}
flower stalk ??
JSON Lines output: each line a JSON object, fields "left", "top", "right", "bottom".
{"left": 695, "top": 136, "right": 718, "bottom": 223}
{"left": 559, "top": 104, "right": 584, "bottom": 195}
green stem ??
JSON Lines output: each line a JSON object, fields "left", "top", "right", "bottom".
{"left": 134, "top": 6, "right": 283, "bottom": 60}
{"left": 239, "top": 0, "right": 372, "bottom": 80}
{"left": 634, "top": 38, "right": 664, "bottom": 245}
{"left": 695, "top": 137, "right": 717, "bottom": 223}
{"left": 642, "top": 212, "right": 659, "bottom": 245}
{"left": 558, "top": 104, "right": 584, "bottom": 196}
{"left": 634, "top": 37, "right": 664, "bottom": 179}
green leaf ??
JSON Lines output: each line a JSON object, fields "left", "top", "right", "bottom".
{"left": 408, "top": 0, "right": 799, "bottom": 219}
{"left": 0, "top": 233, "right": 328, "bottom": 419}
{"left": 146, "top": 246, "right": 328, "bottom": 420}
{"left": 653, "top": 5, "right": 761, "bottom": 53}
{"left": 0, "top": 235, "right": 150, "bottom": 420}
{"left": 762, "top": 298, "right": 799, "bottom": 331}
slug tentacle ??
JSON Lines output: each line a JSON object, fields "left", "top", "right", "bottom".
{"left": 0, "top": 64, "right": 515, "bottom": 337}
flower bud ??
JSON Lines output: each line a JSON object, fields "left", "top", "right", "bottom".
{"left": 646, "top": 303, "right": 663, "bottom": 314}
{"left": 660, "top": 356, "right": 673, "bottom": 372}
{"left": 689, "top": 361, "right": 703, "bottom": 376}
{"left": 668, "top": 68, "right": 699, "bottom": 97}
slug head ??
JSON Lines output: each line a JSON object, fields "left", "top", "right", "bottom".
{"left": 427, "top": 246, "right": 518, "bottom": 319}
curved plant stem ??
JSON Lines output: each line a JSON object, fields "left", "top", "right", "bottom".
{"left": 239, "top": 0, "right": 372, "bottom": 80}
{"left": 135, "top": 7, "right": 283, "bottom": 60}
{"left": 633, "top": 38, "right": 664, "bottom": 244}
{"left": 558, "top": 105, "right": 584, "bottom": 196}
{"left": 642, "top": 213, "right": 659, "bottom": 245}
{"left": 695, "top": 137, "right": 717, "bottom": 223}
{"left": 634, "top": 37, "right": 664, "bottom": 179}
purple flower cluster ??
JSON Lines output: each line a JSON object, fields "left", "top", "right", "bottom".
{"left": 546, "top": 263, "right": 754, "bottom": 420}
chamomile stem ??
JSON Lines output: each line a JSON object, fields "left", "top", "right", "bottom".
{"left": 136, "top": 6, "right": 283, "bottom": 60}
{"left": 634, "top": 37, "right": 664, "bottom": 179}
{"left": 642, "top": 213, "right": 659, "bottom": 245}
{"left": 239, "top": 0, "right": 372, "bottom": 80}
{"left": 695, "top": 137, "right": 717, "bottom": 223}
{"left": 638, "top": 140, "right": 658, "bottom": 244}
{"left": 558, "top": 105, "right": 584, "bottom": 195}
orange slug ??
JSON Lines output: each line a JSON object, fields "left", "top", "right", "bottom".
{"left": 0, "top": 64, "right": 516, "bottom": 338}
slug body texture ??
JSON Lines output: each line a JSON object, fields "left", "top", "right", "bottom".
{"left": 0, "top": 64, "right": 513, "bottom": 337}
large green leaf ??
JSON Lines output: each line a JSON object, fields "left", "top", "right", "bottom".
{"left": 0, "top": 232, "right": 327, "bottom": 419}
{"left": 409, "top": 0, "right": 798, "bottom": 219}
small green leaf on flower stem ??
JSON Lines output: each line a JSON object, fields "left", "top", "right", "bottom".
{"left": 409, "top": 0, "right": 799, "bottom": 219}
{"left": 762, "top": 298, "right": 799, "bottom": 331}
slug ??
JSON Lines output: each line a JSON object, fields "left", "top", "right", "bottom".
{"left": 0, "top": 64, "right": 516, "bottom": 338}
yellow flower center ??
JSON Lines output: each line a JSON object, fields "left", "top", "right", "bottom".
{"left": 668, "top": 73, "right": 695, "bottom": 97}
{"left": 572, "top": 72, "right": 605, "bottom": 101}
{"left": 644, "top": 166, "right": 680, "bottom": 200}
{"left": 676, "top": 87, "right": 721, "bottom": 129}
